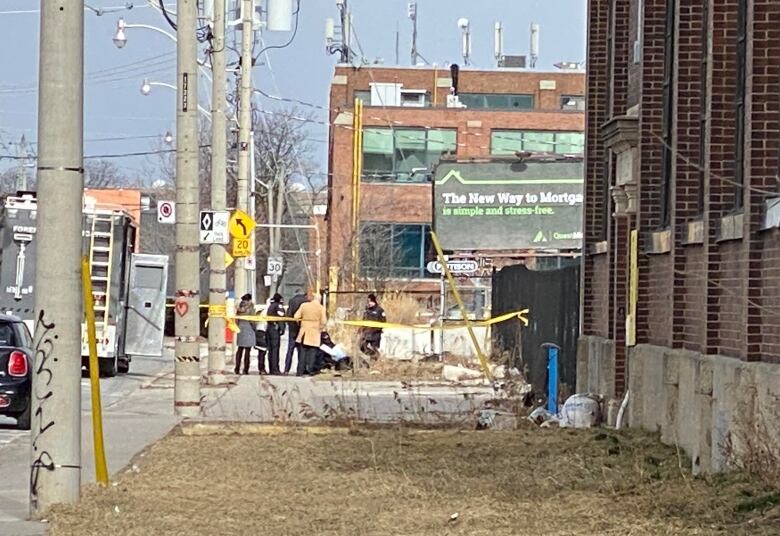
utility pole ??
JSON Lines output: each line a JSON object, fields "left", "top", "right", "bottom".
{"left": 234, "top": 0, "right": 254, "bottom": 298}
{"left": 30, "top": 0, "right": 84, "bottom": 516}
{"left": 173, "top": 0, "right": 202, "bottom": 417}
{"left": 16, "top": 135, "right": 29, "bottom": 191}
{"left": 338, "top": 0, "right": 351, "bottom": 63}
{"left": 408, "top": 1, "right": 418, "bottom": 65}
{"left": 207, "top": 0, "right": 227, "bottom": 385}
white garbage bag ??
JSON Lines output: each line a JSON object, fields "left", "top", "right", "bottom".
{"left": 560, "top": 394, "right": 601, "bottom": 428}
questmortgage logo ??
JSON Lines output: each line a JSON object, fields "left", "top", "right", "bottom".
{"left": 552, "top": 231, "right": 582, "bottom": 240}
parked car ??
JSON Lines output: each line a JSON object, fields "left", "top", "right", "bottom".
{"left": 0, "top": 314, "right": 33, "bottom": 430}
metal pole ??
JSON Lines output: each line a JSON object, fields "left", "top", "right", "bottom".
{"left": 248, "top": 130, "right": 257, "bottom": 297}
{"left": 410, "top": 2, "right": 418, "bottom": 65}
{"left": 174, "top": 0, "right": 202, "bottom": 417}
{"left": 234, "top": 0, "right": 254, "bottom": 297}
{"left": 439, "top": 270, "right": 445, "bottom": 360}
{"left": 207, "top": 0, "right": 228, "bottom": 386}
{"left": 30, "top": 0, "right": 84, "bottom": 516}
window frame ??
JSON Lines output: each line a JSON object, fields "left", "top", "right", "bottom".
{"left": 560, "top": 95, "right": 586, "bottom": 111}
{"left": 489, "top": 129, "right": 585, "bottom": 155}
{"left": 359, "top": 222, "right": 434, "bottom": 279}
{"left": 457, "top": 92, "right": 535, "bottom": 111}
{"left": 361, "top": 127, "right": 457, "bottom": 183}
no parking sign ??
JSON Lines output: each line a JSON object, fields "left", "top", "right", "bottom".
{"left": 157, "top": 200, "right": 175, "bottom": 224}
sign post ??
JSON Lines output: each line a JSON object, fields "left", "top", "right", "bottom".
{"left": 199, "top": 210, "right": 230, "bottom": 244}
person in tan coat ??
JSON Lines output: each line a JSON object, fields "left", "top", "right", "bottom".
{"left": 294, "top": 294, "right": 327, "bottom": 375}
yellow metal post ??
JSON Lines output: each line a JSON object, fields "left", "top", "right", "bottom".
{"left": 429, "top": 231, "right": 494, "bottom": 381}
{"left": 350, "top": 98, "right": 364, "bottom": 289}
{"left": 81, "top": 256, "right": 109, "bottom": 486}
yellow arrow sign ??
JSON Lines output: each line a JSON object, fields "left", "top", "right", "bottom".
{"left": 228, "top": 209, "right": 255, "bottom": 240}
{"left": 225, "top": 252, "right": 235, "bottom": 268}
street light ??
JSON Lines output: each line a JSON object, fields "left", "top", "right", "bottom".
{"left": 164, "top": 131, "right": 174, "bottom": 144}
{"left": 113, "top": 18, "right": 213, "bottom": 85}
{"left": 140, "top": 78, "right": 212, "bottom": 119}
{"left": 113, "top": 17, "right": 177, "bottom": 47}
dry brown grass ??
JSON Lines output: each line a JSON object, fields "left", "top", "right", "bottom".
{"left": 46, "top": 426, "right": 779, "bottom": 536}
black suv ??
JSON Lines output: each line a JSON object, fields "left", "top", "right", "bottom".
{"left": 0, "top": 314, "right": 33, "bottom": 430}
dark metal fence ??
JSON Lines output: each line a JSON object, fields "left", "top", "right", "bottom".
{"left": 492, "top": 263, "right": 580, "bottom": 400}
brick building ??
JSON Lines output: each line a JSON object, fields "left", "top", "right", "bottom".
{"left": 325, "top": 65, "right": 585, "bottom": 297}
{"left": 579, "top": 0, "right": 780, "bottom": 472}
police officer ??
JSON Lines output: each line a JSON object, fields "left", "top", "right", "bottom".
{"left": 265, "top": 293, "right": 286, "bottom": 375}
{"left": 359, "top": 293, "right": 386, "bottom": 358}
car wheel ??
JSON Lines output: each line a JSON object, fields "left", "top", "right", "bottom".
{"left": 117, "top": 357, "right": 130, "bottom": 374}
{"left": 16, "top": 404, "right": 31, "bottom": 430}
{"left": 99, "top": 357, "right": 117, "bottom": 378}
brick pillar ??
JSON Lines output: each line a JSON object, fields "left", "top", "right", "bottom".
{"left": 672, "top": 0, "right": 707, "bottom": 351}
{"left": 704, "top": 0, "right": 740, "bottom": 356}
{"left": 636, "top": 0, "right": 670, "bottom": 345}
{"left": 583, "top": 0, "right": 611, "bottom": 336}
{"left": 744, "top": 0, "right": 780, "bottom": 361}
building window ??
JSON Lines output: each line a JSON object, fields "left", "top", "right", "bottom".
{"left": 354, "top": 90, "right": 371, "bottom": 103}
{"left": 362, "top": 128, "right": 457, "bottom": 183}
{"left": 359, "top": 223, "right": 434, "bottom": 279}
{"left": 660, "top": 0, "right": 676, "bottom": 226}
{"left": 355, "top": 88, "right": 430, "bottom": 107}
{"left": 458, "top": 93, "right": 534, "bottom": 110}
{"left": 560, "top": 95, "right": 585, "bottom": 111}
{"left": 490, "top": 130, "right": 585, "bottom": 155}
{"left": 697, "top": 0, "right": 709, "bottom": 214}
{"left": 734, "top": 0, "right": 747, "bottom": 209}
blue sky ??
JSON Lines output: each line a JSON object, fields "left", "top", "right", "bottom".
{"left": 0, "top": 0, "right": 586, "bottom": 179}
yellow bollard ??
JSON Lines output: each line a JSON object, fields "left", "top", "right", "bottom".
{"left": 81, "top": 256, "right": 109, "bottom": 486}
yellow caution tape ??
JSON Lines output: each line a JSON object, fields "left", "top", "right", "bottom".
{"left": 212, "top": 309, "right": 529, "bottom": 332}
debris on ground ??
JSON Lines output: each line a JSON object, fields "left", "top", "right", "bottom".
{"left": 528, "top": 394, "right": 603, "bottom": 429}
{"left": 45, "top": 427, "right": 779, "bottom": 536}
{"left": 559, "top": 393, "right": 602, "bottom": 428}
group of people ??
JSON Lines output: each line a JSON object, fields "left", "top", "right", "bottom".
{"left": 232, "top": 291, "right": 386, "bottom": 376}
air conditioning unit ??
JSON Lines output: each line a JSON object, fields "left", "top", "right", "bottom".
{"left": 498, "top": 55, "right": 527, "bottom": 68}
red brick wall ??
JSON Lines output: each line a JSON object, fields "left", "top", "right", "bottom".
{"left": 589, "top": 253, "right": 611, "bottom": 338}
{"left": 331, "top": 66, "right": 586, "bottom": 112}
{"left": 715, "top": 241, "right": 746, "bottom": 358}
{"left": 761, "top": 229, "right": 780, "bottom": 362}
{"left": 583, "top": 0, "right": 780, "bottom": 375}
{"left": 679, "top": 246, "right": 706, "bottom": 351}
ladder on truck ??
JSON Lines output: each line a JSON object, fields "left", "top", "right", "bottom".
{"left": 87, "top": 212, "right": 116, "bottom": 334}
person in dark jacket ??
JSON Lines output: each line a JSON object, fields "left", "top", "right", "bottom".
{"left": 265, "top": 293, "right": 286, "bottom": 375}
{"left": 234, "top": 294, "right": 255, "bottom": 375}
{"left": 359, "top": 294, "right": 386, "bottom": 358}
{"left": 285, "top": 290, "right": 308, "bottom": 375}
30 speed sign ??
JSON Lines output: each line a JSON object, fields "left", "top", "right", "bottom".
{"left": 267, "top": 256, "right": 283, "bottom": 276}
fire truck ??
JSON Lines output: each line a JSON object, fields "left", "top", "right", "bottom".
{"left": 0, "top": 193, "right": 168, "bottom": 376}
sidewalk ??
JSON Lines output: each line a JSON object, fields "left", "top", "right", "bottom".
{"left": 0, "top": 351, "right": 179, "bottom": 536}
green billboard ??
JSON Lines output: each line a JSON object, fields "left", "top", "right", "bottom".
{"left": 432, "top": 159, "right": 584, "bottom": 251}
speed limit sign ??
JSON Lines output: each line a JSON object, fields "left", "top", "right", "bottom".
{"left": 157, "top": 200, "right": 175, "bottom": 224}
{"left": 267, "top": 256, "right": 283, "bottom": 276}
